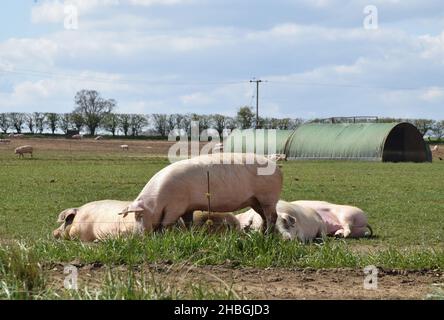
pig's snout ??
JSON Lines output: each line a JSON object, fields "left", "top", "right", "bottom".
{"left": 53, "top": 229, "right": 62, "bottom": 239}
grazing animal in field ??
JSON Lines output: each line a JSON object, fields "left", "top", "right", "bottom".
{"left": 431, "top": 145, "right": 439, "bottom": 152}
{"left": 293, "top": 200, "right": 372, "bottom": 238}
{"left": 0, "top": 139, "right": 11, "bottom": 144}
{"left": 71, "top": 134, "right": 83, "bottom": 140}
{"left": 212, "top": 143, "right": 224, "bottom": 153}
{"left": 14, "top": 145, "right": 33, "bottom": 158}
{"left": 120, "top": 144, "right": 129, "bottom": 151}
{"left": 9, "top": 133, "right": 24, "bottom": 138}
{"left": 120, "top": 153, "right": 283, "bottom": 234}
{"left": 95, "top": 136, "right": 103, "bottom": 141}
{"left": 53, "top": 200, "right": 142, "bottom": 242}
{"left": 237, "top": 201, "right": 326, "bottom": 242}
{"left": 266, "top": 154, "right": 287, "bottom": 162}
{"left": 191, "top": 211, "right": 240, "bottom": 233}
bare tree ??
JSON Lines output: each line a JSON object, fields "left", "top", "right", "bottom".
{"left": 181, "top": 113, "right": 192, "bottom": 134}
{"left": 432, "top": 120, "right": 444, "bottom": 141}
{"left": 25, "top": 113, "right": 34, "bottom": 134}
{"left": 199, "top": 114, "right": 212, "bottom": 131}
{"left": 58, "top": 113, "right": 72, "bottom": 134}
{"left": 289, "top": 118, "right": 304, "bottom": 130}
{"left": 410, "top": 119, "right": 435, "bottom": 137}
{"left": 0, "top": 113, "right": 10, "bottom": 134}
{"left": 130, "top": 114, "right": 148, "bottom": 136}
{"left": 166, "top": 114, "right": 176, "bottom": 133}
{"left": 10, "top": 113, "right": 25, "bottom": 133}
{"left": 45, "top": 113, "right": 59, "bottom": 134}
{"left": 70, "top": 112, "right": 84, "bottom": 132}
{"left": 212, "top": 114, "right": 235, "bottom": 135}
{"left": 103, "top": 113, "right": 120, "bottom": 136}
{"left": 174, "top": 114, "right": 185, "bottom": 130}
{"left": 119, "top": 114, "right": 131, "bottom": 137}
{"left": 33, "top": 112, "right": 45, "bottom": 134}
{"left": 151, "top": 114, "right": 168, "bottom": 137}
{"left": 74, "top": 90, "right": 115, "bottom": 135}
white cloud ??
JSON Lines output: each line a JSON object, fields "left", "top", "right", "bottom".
{"left": 180, "top": 92, "right": 213, "bottom": 105}
{"left": 419, "top": 31, "right": 444, "bottom": 63}
{"left": 421, "top": 87, "right": 444, "bottom": 102}
{"left": 31, "top": 0, "right": 197, "bottom": 24}
{"left": 0, "top": 38, "right": 59, "bottom": 69}
{"left": 31, "top": 0, "right": 120, "bottom": 24}
{"left": 127, "top": 0, "right": 196, "bottom": 6}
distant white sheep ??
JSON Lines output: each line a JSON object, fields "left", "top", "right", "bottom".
{"left": 72, "top": 134, "right": 83, "bottom": 140}
{"left": 15, "top": 145, "right": 33, "bottom": 158}
{"left": 0, "top": 139, "right": 11, "bottom": 144}
{"left": 95, "top": 136, "right": 103, "bottom": 141}
{"left": 8, "top": 133, "right": 24, "bottom": 138}
{"left": 432, "top": 145, "right": 439, "bottom": 152}
{"left": 266, "top": 154, "right": 287, "bottom": 162}
{"left": 120, "top": 144, "right": 129, "bottom": 151}
{"left": 212, "top": 143, "right": 224, "bottom": 153}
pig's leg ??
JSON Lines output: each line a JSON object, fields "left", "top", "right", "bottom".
{"left": 262, "top": 204, "right": 278, "bottom": 234}
{"left": 250, "top": 203, "right": 266, "bottom": 234}
{"left": 335, "top": 224, "right": 352, "bottom": 238}
{"left": 181, "top": 211, "right": 194, "bottom": 229}
{"left": 160, "top": 206, "right": 191, "bottom": 230}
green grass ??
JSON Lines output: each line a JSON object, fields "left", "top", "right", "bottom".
{"left": 0, "top": 148, "right": 443, "bottom": 299}
{"left": 1, "top": 150, "right": 442, "bottom": 247}
{"left": 27, "top": 232, "right": 444, "bottom": 269}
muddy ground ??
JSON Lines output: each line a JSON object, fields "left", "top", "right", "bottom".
{"left": 48, "top": 263, "right": 443, "bottom": 300}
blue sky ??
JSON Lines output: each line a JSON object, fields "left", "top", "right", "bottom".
{"left": 0, "top": 0, "right": 444, "bottom": 119}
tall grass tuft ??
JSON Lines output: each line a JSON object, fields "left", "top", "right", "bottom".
{"left": 0, "top": 243, "right": 46, "bottom": 299}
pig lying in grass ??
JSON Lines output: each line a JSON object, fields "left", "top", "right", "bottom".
{"left": 191, "top": 211, "right": 241, "bottom": 233}
{"left": 121, "top": 153, "right": 283, "bottom": 234}
{"left": 236, "top": 200, "right": 326, "bottom": 242}
{"left": 53, "top": 200, "right": 142, "bottom": 242}
{"left": 293, "top": 200, "right": 373, "bottom": 238}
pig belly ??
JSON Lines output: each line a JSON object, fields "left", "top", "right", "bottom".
{"left": 317, "top": 210, "right": 342, "bottom": 235}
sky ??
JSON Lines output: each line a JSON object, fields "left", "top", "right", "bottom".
{"left": 0, "top": 0, "right": 444, "bottom": 119}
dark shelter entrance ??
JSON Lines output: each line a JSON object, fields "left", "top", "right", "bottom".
{"left": 383, "top": 123, "right": 431, "bottom": 162}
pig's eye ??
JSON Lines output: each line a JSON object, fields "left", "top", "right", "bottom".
{"left": 64, "top": 214, "right": 76, "bottom": 226}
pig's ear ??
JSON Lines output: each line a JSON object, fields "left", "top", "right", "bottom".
{"left": 57, "top": 208, "right": 78, "bottom": 224}
{"left": 119, "top": 200, "right": 144, "bottom": 217}
{"left": 282, "top": 213, "right": 296, "bottom": 230}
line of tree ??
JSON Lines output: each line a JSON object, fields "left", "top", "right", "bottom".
{"left": 1, "top": 90, "right": 443, "bottom": 139}
{"left": 0, "top": 109, "right": 304, "bottom": 137}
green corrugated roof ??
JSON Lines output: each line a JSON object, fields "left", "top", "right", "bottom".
{"left": 224, "top": 129, "right": 293, "bottom": 155}
{"left": 223, "top": 122, "right": 431, "bottom": 162}
{"left": 285, "top": 123, "right": 399, "bottom": 160}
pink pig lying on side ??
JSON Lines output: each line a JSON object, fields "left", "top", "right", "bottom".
{"left": 120, "top": 153, "right": 283, "bottom": 233}
{"left": 53, "top": 200, "right": 142, "bottom": 242}
{"left": 236, "top": 200, "right": 326, "bottom": 242}
{"left": 292, "top": 201, "right": 373, "bottom": 238}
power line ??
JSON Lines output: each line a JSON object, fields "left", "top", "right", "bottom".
{"left": 267, "top": 79, "right": 440, "bottom": 91}
{"left": 2, "top": 67, "right": 443, "bottom": 92}
{"left": 0, "top": 68, "right": 248, "bottom": 87}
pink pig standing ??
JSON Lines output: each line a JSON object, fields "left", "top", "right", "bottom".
{"left": 292, "top": 200, "right": 373, "bottom": 238}
{"left": 121, "top": 153, "right": 283, "bottom": 233}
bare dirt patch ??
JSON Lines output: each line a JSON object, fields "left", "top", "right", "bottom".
{"left": 0, "top": 137, "right": 174, "bottom": 155}
{"left": 431, "top": 144, "right": 444, "bottom": 161}
{"left": 0, "top": 137, "right": 215, "bottom": 157}
{"left": 47, "top": 263, "right": 443, "bottom": 300}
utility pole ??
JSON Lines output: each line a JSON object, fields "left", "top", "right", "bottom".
{"left": 250, "top": 79, "right": 263, "bottom": 128}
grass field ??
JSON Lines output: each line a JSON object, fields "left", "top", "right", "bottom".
{"left": 0, "top": 138, "right": 443, "bottom": 299}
